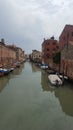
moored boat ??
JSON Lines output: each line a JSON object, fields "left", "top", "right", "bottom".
{"left": 0, "top": 68, "right": 4, "bottom": 77}
{"left": 2, "top": 69, "right": 10, "bottom": 75}
{"left": 59, "top": 75, "right": 68, "bottom": 80}
{"left": 9, "top": 67, "right": 14, "bottom": 72}
{"left": 41, "top": 64, "right": 48, "bottom": 69}
{"left": 0, "top": 68, "right": 9, "bottom": 76}
{"left": 48, "top": 74, "right": 62, "bottom": 86}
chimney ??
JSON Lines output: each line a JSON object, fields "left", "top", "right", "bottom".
{"left": 1, "top": 38, "right": 5, "bottom": 44}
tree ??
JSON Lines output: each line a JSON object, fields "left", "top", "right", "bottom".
{"left": 53, "top": 51, "right": 61, "bottom": 64}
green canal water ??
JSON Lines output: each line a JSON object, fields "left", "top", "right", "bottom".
{"left": 0, "top": 62, "right": 73, "bottom": 130}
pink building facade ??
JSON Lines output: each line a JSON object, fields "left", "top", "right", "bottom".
{"left": 59, "top": 24, "right": 73, "bottom": 50}
{"left": 0, "top": 40, "right": 25, "bottom": 68}
{"left": 0, "top": 42, "right": 16, "bottom": 68}
{"left": 42, "top": 37, "right": 59, "bottom": 65}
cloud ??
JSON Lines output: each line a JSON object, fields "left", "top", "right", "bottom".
{"left": 0, "top": 0, "right": 73, "bottom": 53}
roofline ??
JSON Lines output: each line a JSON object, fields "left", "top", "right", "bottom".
{"left": 59, "top": 24, "right": 73, "bottom": 38}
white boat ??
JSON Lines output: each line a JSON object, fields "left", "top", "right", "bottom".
{"left": 9, "top": 67, "right": 14, "bottom": 72}
{"left": 48, "top": 74, "right": 62, "bottom": 86}
{"left": 41, "top": 64, "right": 48, "bottom": 69}
{"left": 0, "top": 68, "right": 9, "bottom": 75}
{"left": 59, "top": 75, "right": 68, "bottom": 80}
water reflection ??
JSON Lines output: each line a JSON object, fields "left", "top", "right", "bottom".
{"left": 41, "top": 70, "right": 55, "bottom": 92}
{"left": 1, "top": 62, "right": 73, "bottom": 130}
{"left": 0, "top": 63, "right": 25, "bottom": 92}
{"left": 30, "top": 63, "right": 41, "bottom": 72}
{"left": 0, "top": 76, "right": 10, "bottom": 92}
{"left": 1, "top": 61, "right": 73, "bottom": 118}
{"left": 55, "top": 85, "right": 73, "bottom": 117}
{"left": 40, "top": 67, "right": 73, "bottom": 117}
{"left": 13, "top": 63, "right": 24, "bottom": 75}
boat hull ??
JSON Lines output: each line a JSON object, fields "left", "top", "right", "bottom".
{"left": 48, "top": 74, "right": 62, "bottom": 86}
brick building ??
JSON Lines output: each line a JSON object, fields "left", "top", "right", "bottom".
{"left": 0, "top": 42, "right": 16, "bottom": 68}
{"left": 0, "top": 39, "right": 25, "bottom": 68}
{"left": 61, "top": 42, "right": 73, "bottom": 80}
{"left": 31, "top": 50, "right": 42, "bottom": 63}
{"left": 16, "top": 47, "right": 25, "bottom": 62}
{"left": 42, "top": 37, "right": 59, "bottom": 65}
{"left": 7, "top": 45, "right": 25, "bottom": 63}
{"left": 59, "top": 24, "right": 73, "bottom": 50}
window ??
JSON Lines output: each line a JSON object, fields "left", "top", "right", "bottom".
{"left": 47, "top": 48, "right": 49, "bottom": 51}
{"left": 56, "top": 46, "right": 59, "bottom": 49}
{"left": 72, "top": 32, "right": 73, "bottom": 36}
{"left": 53, "top": 48, "right": 56, "bottom": 51}
{"left": 46, "top": 42, "right": 50, "bottom": 45}
{"left": 47, "top": 42, "right": 50, "bottom": 45}
{"left": 53, "top": 42, "right": 56, "bottom": 45}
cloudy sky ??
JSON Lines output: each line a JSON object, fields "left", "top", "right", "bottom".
{"left": 0, "top": 0, "right": 73, "bottom": 53}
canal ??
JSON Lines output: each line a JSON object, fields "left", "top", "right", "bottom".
{"left": 0, "top": 62, "right": 73, "bottom": 130}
